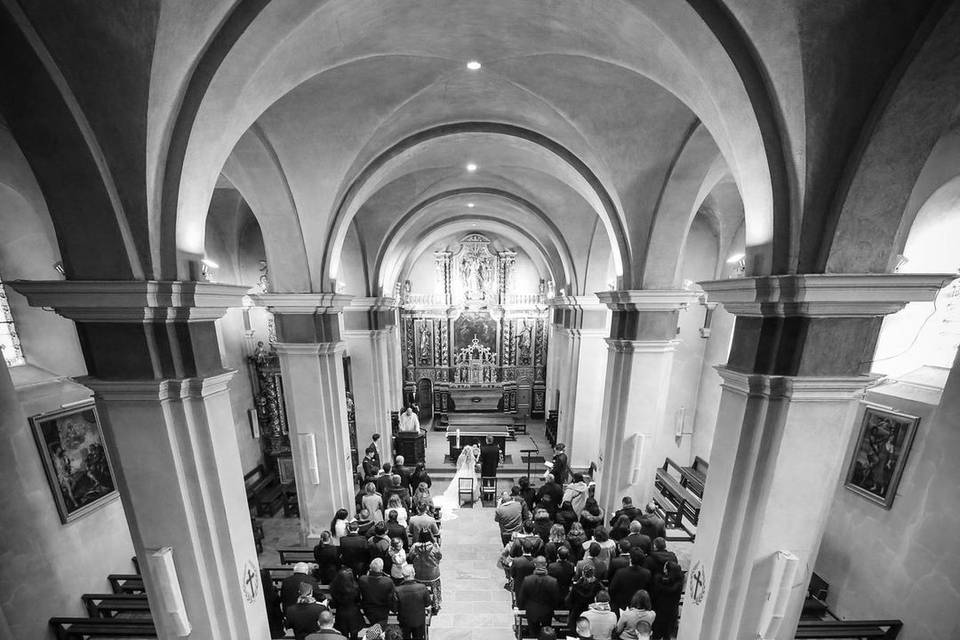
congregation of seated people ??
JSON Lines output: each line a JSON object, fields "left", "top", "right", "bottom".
{"left": 263, "top": 454, "right": 441, "bottom": 640}
{"left": 496, "top": 463, "right": 685, "bottom": 640}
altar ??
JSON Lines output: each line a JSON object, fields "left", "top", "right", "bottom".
{"left": 449, "top": 386, "right": 502, "bottom": 411}
{"left": 445, "top": 412, "right": 513, "bottom": 462}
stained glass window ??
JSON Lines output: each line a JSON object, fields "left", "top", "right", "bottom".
{"left": 0, "top": 278, "right": 25, "bottom": 367}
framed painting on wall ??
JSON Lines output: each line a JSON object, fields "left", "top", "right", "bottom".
{"left": 29, "top": 402, "right": 119, "bottom": 523}
{"left": 844, "top": 406, "right": 920, "bottom": 509}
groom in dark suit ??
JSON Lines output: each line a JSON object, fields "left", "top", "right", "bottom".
{"left": 479, "top": 435, "right": 501, "bottom": 484}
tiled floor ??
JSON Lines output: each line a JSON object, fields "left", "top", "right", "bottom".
{"left": 427, "top": 503, "right": 517, "bottom": 640}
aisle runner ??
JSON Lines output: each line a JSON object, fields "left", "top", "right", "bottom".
{"left": 429, "top": 505, "right": 516, "bottom": 640}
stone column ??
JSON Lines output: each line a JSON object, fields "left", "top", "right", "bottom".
{"left": 678, "top": 274, "right": 949, "bottom": 640}
{"left": 594, "top": 290, "right": 696, "bottom": 515}
{"left": 12, "top": 280, "right": 270, "bottom": 640}
{"left": 251, "top": 293, "right": 355, "bottom": 544}
{"left": 343, "top": 297, "right": 401, "bottom": 460}
{"left": 547, "top": 296, "right": 609, "bottom": 467}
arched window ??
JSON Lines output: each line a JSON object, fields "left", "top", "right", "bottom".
{"left": 0, "top": 277, "right": 24, "bottom": 367}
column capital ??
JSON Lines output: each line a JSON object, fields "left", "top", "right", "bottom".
{"left": 273, "top": 341, "right": 346, "bottom": 356}
{"left": 10, "top": 279, "right": 250, "bottom": 322}
{"left": 716, "top": 366, "right": 880, "bottom": 401}
{"left": 605, "top": 338, "right": 680, "bottom": 353}
{"left": 81, "top": 370, "right": 237, "bottom": 401}
{"left": 249, "top": 292, "right": 353, "bottom": 315}
{"left": 547, "top": 295, "right": 608, "bottom": 332}
{"left": 344, "top": 297, "right": 399, "bottom": 331}
{"left": 699, "top": 273, "right": 953, "bottom": 318}
{"left": 596, "top": 289, "right": 699, "bottom": 312}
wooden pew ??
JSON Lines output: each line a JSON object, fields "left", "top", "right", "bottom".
{"left": 278, "top": 547, "right": 315, "bottom": 565}
{"left": 81, "top": 593, "right": 150, "bottom": 618}
{"left": 244, "top": 464, "right": 284, "bottom": 517}
{"left": 108, "top": 574, "right": 145, "bottom": 594}
{"left": 795, "top": 619, "right": 902, "bottom": 638}
{"left": 49, "top": 617, "right": 156, "bottom": 639}
{"left": 652, "top": 492, "right": 681, "bottom": 529}
{"left": 656, "top": 458, "right": 702, "bottom": 527}
{"left": 802, "top": 572, "right": 833, "bottom": 620}
{"left": 680, "top": 456, "right": 708, "bottom": 499}
{"left": 513, "top": 609, "right": 571, "bottom": 640}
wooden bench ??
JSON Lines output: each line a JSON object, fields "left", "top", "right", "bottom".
{"left": 513, "top": 609, "right": 570, "bottom": 640}
{"left": 81, "top": 593, "right": 150, "bottom": 618}
{"left": 512, "top": 416, "right": 527, "bottom": 435}
{"left": 108, "top": 574, "right": 145, "bottom": 594}
{"left": 652, "top": 492, "right": 682, "bottom": 529}
{"left": 680, "top": 455, "right": 708, "bottom": 499}
{"left": 656, "top": 458, "right": 702, "bottom": 526}
{"left": 49, "top": 617, "right": 156, "bottom": 639}
{"left": 278, "top": 547, "right": 315, "bottom": 565}
{"left": 261, "top": 566, "right": 332, "bottom": 594}
{"left": 244, "top": 464, "right": 284, "bottom": 517}
{"left": 795, "top": 619, "right": 902, "bottom": 638}
{"left": 801, "top": 572, "right": 835, "bottom": 620}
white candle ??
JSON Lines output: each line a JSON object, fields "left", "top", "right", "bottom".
{"left": 456, "top": 429, "right": 461, "bottom": 449}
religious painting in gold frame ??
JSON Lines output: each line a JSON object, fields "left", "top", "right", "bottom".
{"left": 29, "top": 402, "right": 119, "bottom": 523}
{"left": 844, "top": 406, "right": 919, "bottom": 509}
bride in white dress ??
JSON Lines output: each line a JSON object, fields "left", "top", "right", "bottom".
{"left": 432, "top": 444, "right": 481, "bottom": 521}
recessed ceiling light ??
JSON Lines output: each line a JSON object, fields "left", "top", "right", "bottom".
{"left": 467, "top": 202, "right": 475, "bottom": 208}
{"left": 466, "top": 163, "right": 478, "bottom": 172}
{"left": 466, "top": 60, "right": 481, "bottom": 70}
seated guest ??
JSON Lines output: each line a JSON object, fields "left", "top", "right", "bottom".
{"left": 651, "top": 561, "right": 684, "bottom": 640}
{"left": 358, "top": 558, "right": 395, "bottom": 626}
{"left": 609, "top": 514, "right": 632, "bottom": 541}
{"left": 393, "top": 455, "right": 413, "bottom": 490}
{"left": 575, "top": 542, "right": 608, "bottom": 582}
{"left": 286, "top": 581, "right": 329, "bottom": 640}
{"left": 408, "top": 530, "right": 443, "bottom": 610}
{"left": 518, "top": 476, "right": 538, "bottom": 512}
{"left": 361, "top": 483, "right": 384, "bottom": 523}
{"left": 614, "top": 590, "right": 656, "bottom": 640}
{"left": 638, "top": 503, "right": 666, "bottom": 541}
{"left": 574, "top": 617, "right": 594, "bottom": 640}
{"left": 286, "top": 583, "right": 331, "bottom": 640}
{"left": 305, "top": 609, "right": 348, "bottom": 640}
{"left": 340, "top": 521, "right": 371, "bottom": 578}
{"left": 533, "top": 508, "right": 554, "bottom": 543}
{"left": 385, "top": 477, "right": 412, "bottom": 511}
{"left": 494, "top": 491, "right": 526, "bottom": 546}
{"left": 625, "top": 520, "right": 652, "bottom": 555}
{"left": 361, "top": 449, "right": 380, "bottom": 483}
{"left": 536, "top": 473, "right": 564, "bottom": 514}
{"left": 582, "top": 527, "right": 617, "bottom": 567}
{"left": 388, "top": 537, "right": 409, "bottom": 584}
{"left": 385, "top": 496, "right": 409, "bottom": 528}
{"left": 375, "top": 464, "right": 394, "bottom": 497}
{"left": 354, "top": 509, "right": 375, "bottom": 538}
{"left": 581, "top": 590, "right": 617, "bottom": 640}
{"left": 409, "top": 463, "right": 432, "bottom": 491}
{"left": 607, "top": 539, "right": 632, "bottom": 582}
{"left": 407, "top": 501, "right": 440, "bottom": 545}
{"left": 516, "top": 556, "right": 560, "bottom": 637}
{"left": 367, "top": 523, "right": 393, "bottom": 575}
{"left": 611, "top": 496, "right": 640, "bottom": 525}
{"left": 314, "top": 531, "right": 342, "bottom": 585}
{"left": 555, "top": 501, "right": 578, "bottom": 531}
{"left": 393, "top": 565, "right": 432, "bottom": 640}
{"left": 609, "top": 548, "right": 652, "bottom": 614}
{"left": 566, "top": 522, "right": 587, "bottom": 562}
{"left": 562, "top": 473, "right": 590, "bottom": 515}
{"left": 331, "top": 508, "right": 350, "bottom": 545}
{"left": 330, "top": 568, "right": 365, "bottom": 640}
{"left": 547, "top": 546, "right": 575, "bottom": 602}
{"left": 565, "top": 563, "right": 601, "bottom": 631}
{"left": 282, "top": 562, "right": 324, "bottom": 609}
{"left": 545, "top": 524, "right": 569, "bottom": 563}
{"left": 579, "top": 499, "right": 604, "bottom": 539}
{"left": 410, "top": 482, "right": 434, "bottom": 514}
{"left": 643, "top": 538, "right": 678, "bottom": 576}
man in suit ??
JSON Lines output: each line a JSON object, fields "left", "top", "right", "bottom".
{"left": 304, "top": 610, "right": 348, "bottom": 640}
{"left": 375, "top": 463, "right": 395, "bottom": 496}
{"left": 339, "top": 521, "right": 370, "bottom": 577}
{"left": 408, "top": 502, "right": 440, "bottom": 544}
{"left": 285, "top": 582, "right": 330, "bottom": 640}
{"left": 547, "top": 546, "right": 575, "bottom": 602}
{"left": 643, "top": 537, "right": 679, "bottom": 576}
{"left": 610, "top": 496, "right": 640, "bottom": 525}
{"left": 608, "top": 548, "right": 652, "bottom": 614}
{"left": 358, "top": 558, "right": 395, "bottom": 625}
{"left": 607, "top": 539, "right": 632, "bottom": 582}
{"left": 516, "top": 556, "right": 560, "bottom": 637}
{"left": 479, "top": 435, "right": 501, "bottom": 479}
{"left": 393, "top": 565, "right": 432, "bottom": 640}
{"left": 625, "top": 520, "right": 652, "bottom": 555}
{"left": 536, "top": 473, "right": 564, "bottom": 513}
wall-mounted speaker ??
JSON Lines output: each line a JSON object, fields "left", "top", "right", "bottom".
{"left": 145, "top": 547, "right": 191, "bottom": 637}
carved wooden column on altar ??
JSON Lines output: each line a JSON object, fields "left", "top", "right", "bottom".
{"left": 248, "top": 346, "right": 293, "bottom": 480}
